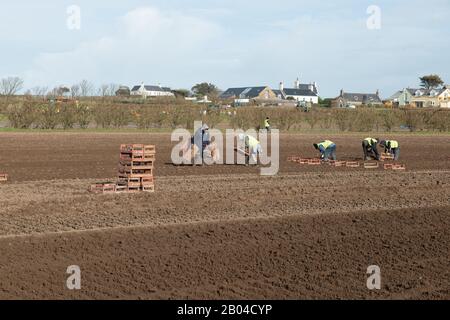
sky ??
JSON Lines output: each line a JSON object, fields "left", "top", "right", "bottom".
{"left": 0, "top": 0, "right": 449, "bottom": 98}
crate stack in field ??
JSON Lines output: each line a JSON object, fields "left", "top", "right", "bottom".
{"left": 380, "top": 152, "right": 395, "bottom": 161}
{"left": 117, "top": 144, "right": 155, "bottom": 192}
{"left": 0, "top": 173, "right": 8, "bottom": 182}
{"left": 287, "top": 155, "right": 406, "bottom": 171}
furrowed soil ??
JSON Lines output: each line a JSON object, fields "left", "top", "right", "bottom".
{"left": 0, "top": 132, "right": 448, "bottom": 299}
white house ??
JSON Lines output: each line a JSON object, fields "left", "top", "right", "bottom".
{"left": 272, "top": 78, "right": 319, "bottom": 104}
{"left": 130, "top": 83, "right": 175, "bottom": 98}
{"left": 410, "top": 86, "right": 450, "bottom": 108}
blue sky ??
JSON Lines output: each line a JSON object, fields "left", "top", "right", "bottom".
{"left": 0, "top": 0, "right": 449, "bottom": 98}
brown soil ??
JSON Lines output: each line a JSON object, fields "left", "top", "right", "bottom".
{"left": 0, "top": 132, "right": 449, "bottom": 299}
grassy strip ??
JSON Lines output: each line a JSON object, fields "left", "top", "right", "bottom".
{"left": 0, "top": 127, "right": 448, "bottom": 135}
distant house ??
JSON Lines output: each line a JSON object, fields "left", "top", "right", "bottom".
{"left": 273, "top": 78, "right": 319, "bottom": 104}
{"left": 443, "top": 85, "right": 450, "bottom": 108}
{"left": 332, "top": 89, "right": 383, "bottom": 108}
{"left": 130, "top": 83, "right": 175, "bottom": 98}
{"left": 220, "top": 86, "right": 277, "bottom": 104}
{"left": 387, "top": 86, "right": 450, "bottom": 108}
{"left": 386, "top": 88, "right": 420, "bottom": 107}
{"left": 410, "top": 86, "right": 450, "bottom": 108}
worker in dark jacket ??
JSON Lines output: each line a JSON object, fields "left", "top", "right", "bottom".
{"left": 380, "top": 140, "right": 400, "bottom": 160}
{"left": 362, "top": 137, "right": 380, "bottom": 161}
{"left": 313, "top": 140, "right": 337, "bottom": 161}
{"left": 192, "top": 123, "right": 210, "bottom": 164}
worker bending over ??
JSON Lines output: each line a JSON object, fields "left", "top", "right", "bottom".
{"left": 313, "top": 140, "right": 337, "bottom": 161}
{"left": 380, "top": 139, "right": 400, "bottom": 160}
{"left": 192, "top": 123, "right": 210, "bottom": 163}
{"left": 238, "top": 133, "right": 262, "bottom": 165}
{"left": 362, "top": 137, "right": 380, "bottom": 161}
{"left": 264, "top": 117, "right": 271, "bottom": 132}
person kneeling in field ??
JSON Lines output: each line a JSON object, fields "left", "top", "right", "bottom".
{"left": 380, "top": 139, "right": 400, "bottom": 160}
{"left": 238, "top": 133, "right": 262, "bottom": 166}
{"left": 313, "top": 140, "right": 337, "bottom": 161}
{"left": 362, "top": 137, "right": 380, "bottom": 161}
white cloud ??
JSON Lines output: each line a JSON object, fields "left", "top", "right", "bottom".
{"left": 240, "top": 2, "right": 450, "bottom": 97}
{"left": 24, "top": 6, "right": 224, "bottom": 88}
{"left": 19, "top": 1, "right": 450, "bottom": 97}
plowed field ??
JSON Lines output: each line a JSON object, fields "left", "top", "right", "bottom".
{"left": 0, "top": 133, "right": 448, "bottom": 299}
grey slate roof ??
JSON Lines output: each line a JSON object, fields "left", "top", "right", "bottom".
{"left": 406, "top": 88, "right": 422, "bottom": 96}
{"left": 131, "top": 85, "right": 172, "bottom": 92}
{"left": 421, "top": 88, "right": 446, "bottom": 96}
{"left": 342, "top": 92, "right": 382, "bottom": 103}
{"left": 389, "top": 87, "right": 448, "bottom": 101}
{"left": 283, "top": 88, "right": 317, "bottom": 97}
{"left": 297, "top": 84, "right": 318, "bottom": 94}
{"left": 387, "top": 91, "right": 402, "bottom": 101}
{"left": 220, "top": 86, "right": 268, "bottom": 99}
{"left": 408, "top": 87, "right": 447, "bottom": 97}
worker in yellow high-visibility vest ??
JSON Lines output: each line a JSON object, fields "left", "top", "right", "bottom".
{"left": 238, "top": 133, "right": 262, "bottom": 165}
{"left": 362, "top": 137, "right": 380, "bottom": 161}
{"left": 264, "top": 117, "right": 271, "bottom": 132}
{"left": 313, "top": 140, "right": 337, "bottom": 161}
{"left": 380, "top": 140, "right": 400, "bottom": 160}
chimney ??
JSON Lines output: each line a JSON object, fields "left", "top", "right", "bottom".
{"left": 279, "top": 81, "right": 284, "bottom": 92}
{"left": 340, "top": 89, "right": 344, "bottom": 97}
{"left": 308, "top": 83, "right": 314, "bottom": 91}
{"left": 295, "top": 78, "right": 300, "bottom": 89}
{"left": 376, "top": 89, "right": 379, "bottom": 96}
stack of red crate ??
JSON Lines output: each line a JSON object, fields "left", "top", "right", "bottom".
{"left": 89, "top": 182, "right": 116, "bottom": 194}
{"left": 380, "top": 152, "right": 395, "bottom": 161}
{"left": 117, "top": 144, "right": 155, "bottom": 192}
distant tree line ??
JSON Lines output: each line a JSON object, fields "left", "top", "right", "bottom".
{"left": 2, "top": 99, "right": 450, "bottom": 132}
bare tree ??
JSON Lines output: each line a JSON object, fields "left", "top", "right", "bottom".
{"left": 99, "top": 84, "right": 109, "bottom": 97}
{"left": 31, "top": 86, "right": 49, "bottom": 97}
{"left": 71, "top": 84, "right": 81, "bottom": 98}
{"left": 79, "top": 79, "right": 94, "bottom": 97}
{"left": 99, "top": 83, "right": 119, "bottom": 96}
{"left": 0, "top": 76, "right": 24, "bottom": 97}
{"left": 108, "top": 83, "right": 119, "bottom": 96}
{"left": 48, "top": 87, "right": 58, "bottom": 98}
{"left": 38, "top": 86, "right": 48, "bottom": 97}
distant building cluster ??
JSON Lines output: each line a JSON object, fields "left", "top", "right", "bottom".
{"left": 116, "top": 78, "right": 450, "bottom": 109}
{"left": 220, "top": 78, "right": 319, "bottom": 105}
{"left": 386, "top": 87, "right": 450, "bottom": 108}
{"left": 332, "top": 89, "right": 383, "bottom": 109}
